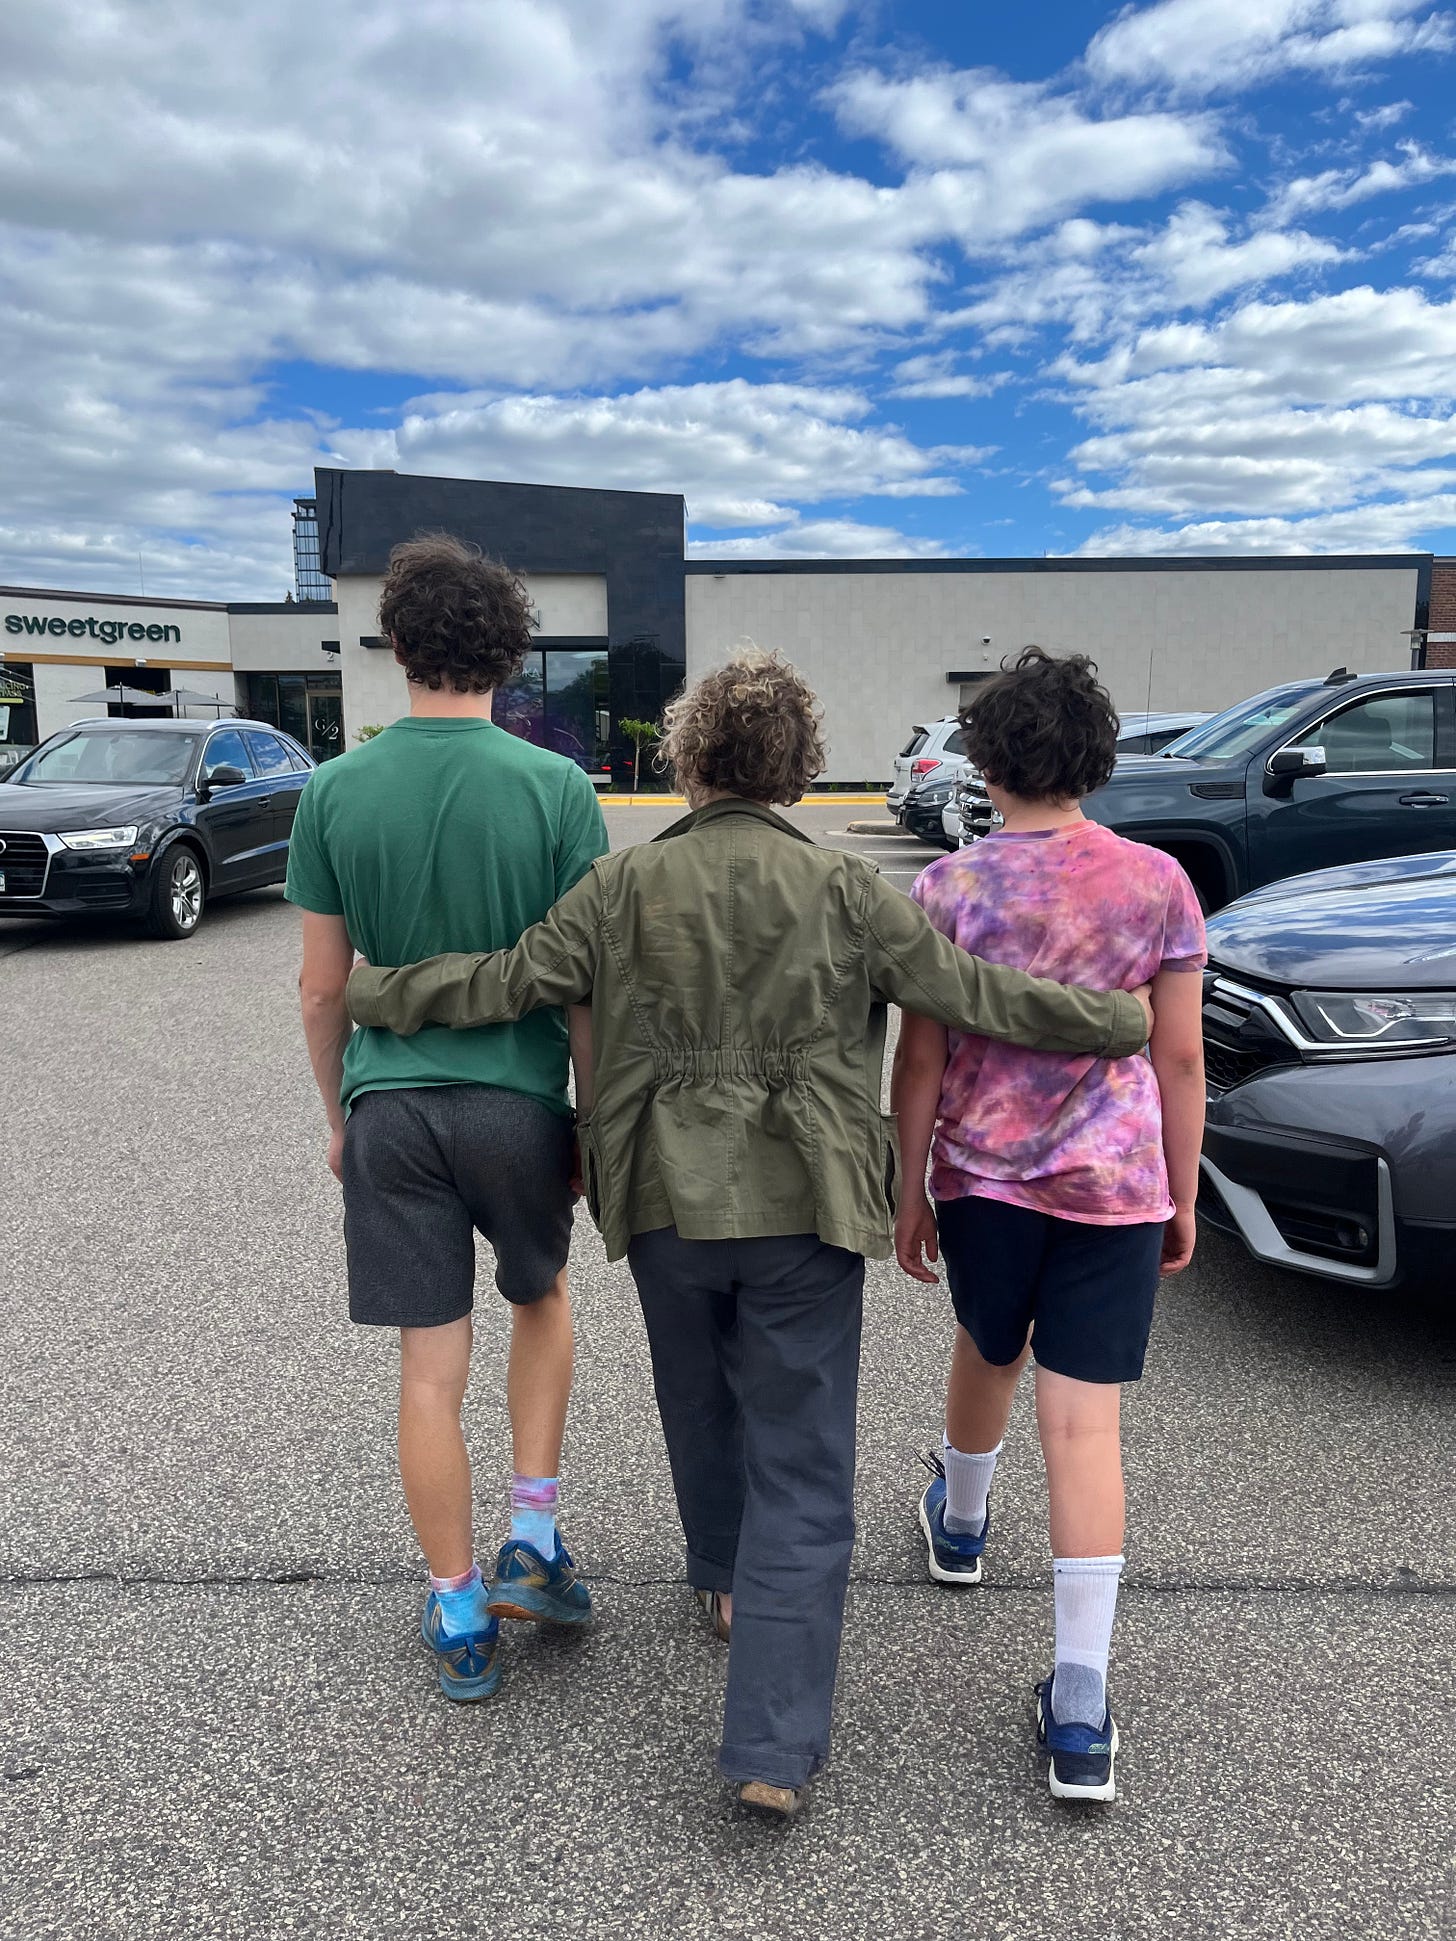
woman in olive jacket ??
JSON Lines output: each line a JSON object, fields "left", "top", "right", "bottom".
{"left": 348, "top": 653, "right": 1149, "bottom": 1818}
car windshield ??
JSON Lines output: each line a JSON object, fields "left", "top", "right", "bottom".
{"left": 1159, "top": 686, "right": 1318, "bottom": 763}
{"left": 14, "top": 730, "right": 199, "bottom": 787}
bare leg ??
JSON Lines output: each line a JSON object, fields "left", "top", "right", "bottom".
{"left": 398, "top": 1317, "right": 475, "bottom": 1578}
{"left": 1035, "top": 1367, "right": 1124, "bottom": 1557}
{"left": 506, "top": 1269, "right": 574, "bottom": 1483}
{"left": 945, "top": 1323, "right": 1031, "bottom": 1452}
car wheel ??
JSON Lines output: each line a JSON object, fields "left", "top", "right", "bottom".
{"left": 146, "top": 845, "right": 206, "bottom": 940}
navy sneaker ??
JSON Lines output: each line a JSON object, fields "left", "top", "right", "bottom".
{"left": 420, "top": 1594, "right": 502, "bottom": 1701}
{"left": 917, "top": 1449, "right": 989, "bottom": 1585}
{"left": 1035, "top": 1674, "right": 1119, "bottom": 1802}
{"left": 487, "top": 1537, "right": 593, "bottom": 1626}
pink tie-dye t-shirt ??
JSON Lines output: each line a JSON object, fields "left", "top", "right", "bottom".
{"left": 910, "top": 821, "right": 1206, "bottom": 1226}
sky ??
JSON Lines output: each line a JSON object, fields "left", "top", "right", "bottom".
{"left": 2, "top": 0, "right": 1455, "bottom": 599}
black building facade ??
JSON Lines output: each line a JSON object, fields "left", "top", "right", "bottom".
{"left": 315, "top": 469, "right": 687, "bottom": 789}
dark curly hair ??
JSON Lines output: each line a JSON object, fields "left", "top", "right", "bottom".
{"left": 660, "top": 650, "right": 826, "bottom": 803}
{"left": 961, "top": 645, "right": 1119, "bottom": 802}
{"left": 378, "top": 534, "right": 535, "bottom": 693}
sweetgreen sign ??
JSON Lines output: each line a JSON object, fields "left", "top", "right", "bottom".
{"left": 5, "top": 611, "right": 182, "bottom": 646}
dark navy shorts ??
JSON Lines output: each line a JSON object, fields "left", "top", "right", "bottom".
{"left": 935, "top": 1194, "right": 1163, "bottom": 1385}
{"left": 342, "top": 1086, "right": 575, "bottom": 1326}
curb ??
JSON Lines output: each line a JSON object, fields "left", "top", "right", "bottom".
{"left": 600, "top": 793, "right": 887, "bottom": 808}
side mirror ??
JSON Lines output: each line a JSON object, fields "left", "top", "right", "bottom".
{"left": 1265, "top": 744, "right": 1326, "bottom": 794}
{"left": 200, "top": 763, "right": 247, "bottom": 797}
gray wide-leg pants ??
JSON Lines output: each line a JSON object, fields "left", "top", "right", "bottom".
{"left": 626, "top": 1227, "right": 866, "bottom": 1789}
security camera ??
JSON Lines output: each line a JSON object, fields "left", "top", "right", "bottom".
{"left": 981, "top": 636, "right": 992, "bottom": 646}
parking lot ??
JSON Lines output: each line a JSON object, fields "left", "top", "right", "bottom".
{"left": 2, "top": 802, "right": 1453, "bottom": 1940}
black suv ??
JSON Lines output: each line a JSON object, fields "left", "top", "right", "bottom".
{"left": 956, "top": 668, "right": 1456, "bottom": 910}
{"left": 0, "top": 718, "right": 313, "bottom": 939}
{"left": 1198, "top": 849, "right": 1456, "bottom": 1294}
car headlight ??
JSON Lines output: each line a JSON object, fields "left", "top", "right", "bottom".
{"left": 1291, "top": 990, "right": 1456, "bottom": 1048}
{"left": 58, "top": 826, "right": 140, "bottom": 851}
{"left": 917, "top": 786, "right": 951, "bottom": 806}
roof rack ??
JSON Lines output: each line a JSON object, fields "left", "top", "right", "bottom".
{"left": 1324, "top": 666, "right": 1357, "bottom": 684}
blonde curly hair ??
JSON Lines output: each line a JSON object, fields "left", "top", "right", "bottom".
{"left": 659, "top": 649, "right": 826, "bottom": 803}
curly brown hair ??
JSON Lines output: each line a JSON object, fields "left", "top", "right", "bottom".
{"left": 378, "top": 533, "right": 535, "bottom": 693}
{"left": 961, "top": 645, "right": 1119, "bottom": 802}
{"left": 660, "top": 650, "right": 826, "bottom": 803}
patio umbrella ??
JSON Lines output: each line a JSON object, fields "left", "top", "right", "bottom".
{"left": 70, "top": 684, "right": 171, "bottom": 707}
{"left": 168, "top": 687, "right": 234, "bottom": 713}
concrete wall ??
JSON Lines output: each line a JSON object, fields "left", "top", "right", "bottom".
{"left": 227, "top": 609, "right": 340, "bottom": 673}
{"left": 527, "top": 574, "right": 608, "bottom": 636}
{"left": 334, "top": 571, "right": 609, "bottom": 736}
{"left": 685, "top": 564, "right": 1423, "bottom": 783}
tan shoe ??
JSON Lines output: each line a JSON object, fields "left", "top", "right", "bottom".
{"left": 694, "top": 1588, "right": 731, "bottom": 1641}
{"left": 738, "top": 1780, "right": 805, "bottom": 1819}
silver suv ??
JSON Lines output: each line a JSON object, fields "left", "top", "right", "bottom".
{"left": 888, "top": 717, "right": 971, "bottom": 819}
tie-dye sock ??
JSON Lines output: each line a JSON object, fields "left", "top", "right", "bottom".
{"left": 510, "top": 1473, "right": 559, "bottom": 1556}
{"left": 428, "top": 1563, "right": 491, "bottom": 1637}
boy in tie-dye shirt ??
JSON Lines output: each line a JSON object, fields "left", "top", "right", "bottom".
{"left": 891, "top": 646, "right": 1206, "bottom": 1805}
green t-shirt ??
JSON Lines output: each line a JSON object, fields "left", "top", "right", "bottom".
{"left": 285, "top": 717, "right": 608, "bottom": 1115}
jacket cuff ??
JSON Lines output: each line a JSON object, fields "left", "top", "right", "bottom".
{"left": 1104, "top": 990, "right": 1150, "bottom": 1060}
{"left": 346, "top": 965, "right": 390, "bottom": 1028}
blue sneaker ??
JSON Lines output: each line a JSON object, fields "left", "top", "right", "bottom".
{"left": 487, "top": 1537, "right": 593, "bottom": 1626}
{"left": 1035, "top": 1674, "right": 1119, "bottom": 1802}
{"left": 917, "top": 1449, "right": 989, "bottom": 1585}
{"left": 420, "top": 1594, "right": 502, "bottom": 1701}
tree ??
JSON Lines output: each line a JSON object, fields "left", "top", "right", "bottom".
{"left": 619, "top": 717, "right": 661, "bottom": 792}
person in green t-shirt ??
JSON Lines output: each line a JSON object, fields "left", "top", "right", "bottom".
{"left": 286, "top": 534, "right": 608, "bottom": 1701}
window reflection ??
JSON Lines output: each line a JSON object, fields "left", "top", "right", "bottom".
{"left": 499, "top": 650, "right": 609, "bottom": 774}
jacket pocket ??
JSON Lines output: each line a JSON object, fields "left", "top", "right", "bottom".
{"left": 879, "top": 1111, "right": 901, "bottom": 1214}
{"left": 577, "top": 1116, "right": 605, "bottom": 1226}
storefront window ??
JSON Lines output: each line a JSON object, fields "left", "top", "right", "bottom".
{"left": 245, "top": 671, "right": 344, "bottom": 762}
{"left": 497, "top": 649, "right": 610, "bottom": 774}
{"left": 0, "top": 662, "right": 37, "bottom": 764}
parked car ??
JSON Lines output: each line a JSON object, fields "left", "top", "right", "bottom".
{"left": 954, "top": 670, "right": 1456, "bottom": 908}
{"left": 949, "top": 709, "right": 1210, "bottom": 848}
{"left": 1197, "top": 848, "right": 1456, "bottom": 1295}
{"left": 887, "top": 718, "right": 970, "bottom": 817}
{"left": 904, "top": 773, "right": 964, "bottom": 847}
{"left": 0, "top": 717, "right": 313, "bottom": 939}
{"left": 1106, "top": 710, "right": 1211, "bottom": 755}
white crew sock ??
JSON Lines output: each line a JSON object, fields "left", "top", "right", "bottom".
{"left": 1052, "top": 1554, "right": 1125, "bottom": 1728}
{"left": 942, "top": 1435, "right": 1001, "bottom": 1535}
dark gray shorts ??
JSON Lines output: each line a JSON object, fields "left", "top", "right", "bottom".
{"left": 342, "top": 1086, "right": 575, "bottom": 1327}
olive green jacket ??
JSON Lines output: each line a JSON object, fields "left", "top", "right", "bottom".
{"left": 346, "top": 799, "right": 1148, "bottom": 1262}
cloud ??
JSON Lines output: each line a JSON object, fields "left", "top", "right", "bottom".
{"left": 888, "top": 354, "right": 1008, "bottom": 399}
{"left": 1054, "top": 286, "right": 1456, "bottom": 531}
{"left": 1132, "top": 202, "right": 1345, "bottom": 304}
{"left": 688, "top": 517, "right": 949, "bottom": 557}
{"left": 328, "top": 380, "right": 985, "bottom": 527}
{"left": 1271, "top": 143, "right": 1456, "bottom": 217}
{"left": 954, "top": 204, "right": 1343, "bottom": 347}
{"left": 1069, "top": 492, "right": 1456, "bottom": 554}
{"left": 830, "top": 68, "right": 1223, "bottom": 239}
{"left": 1087, "top": 0, "right": 1453, "bottom": 94}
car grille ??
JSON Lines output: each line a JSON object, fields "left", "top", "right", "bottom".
{"left": 0, "top": 831, "right": 49, "bottom": 897}
{"left": 1202, "top": 973, "right": 1300, "bottom": 1094}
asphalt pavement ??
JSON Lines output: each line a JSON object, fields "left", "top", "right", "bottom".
{"left": 2, "top": 803, "right": 1453, "bottom": 1939}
